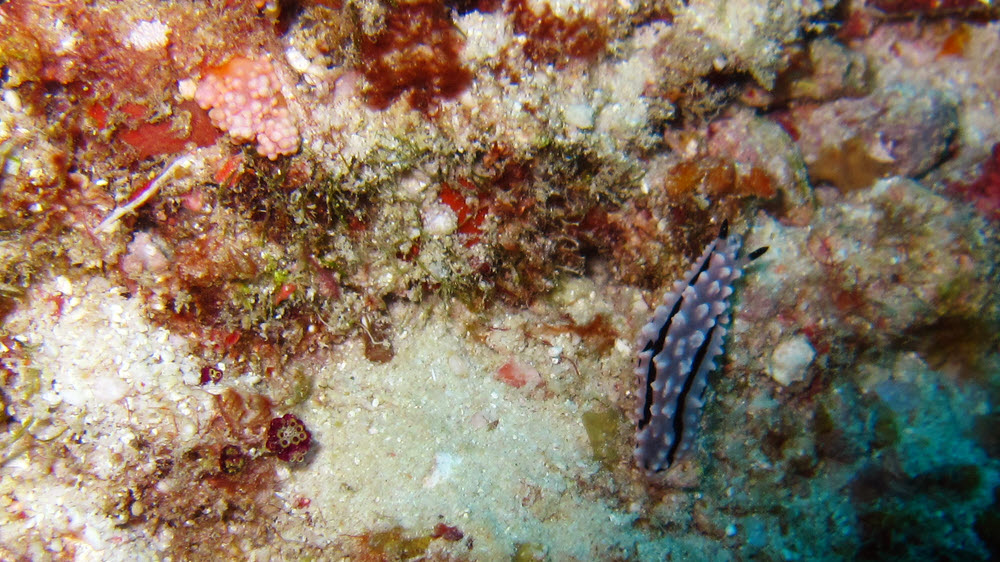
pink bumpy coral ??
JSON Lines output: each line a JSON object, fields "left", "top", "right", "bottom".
{"left": 195, "top": 57, "right": 299, "bottom": 160}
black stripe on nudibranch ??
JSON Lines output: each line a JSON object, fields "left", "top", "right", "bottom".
{"left": 688, "top": 239, "right": 719, "bottom": 286}
{"left": 638, "top": 234, "right": 723, "bottom": 432}
{"left": 634, "top": 221, "right": 766, "bottom": 475}
{"left": 665, "top": 322, "right": 717, "bottom": 468}
{"left": 638, "top": 294, "right": 684, "bottom": 430}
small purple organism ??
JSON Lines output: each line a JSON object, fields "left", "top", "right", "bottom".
{"left": 265, "top": 413, "right": 312, "bottom": 462}
{"left": 200, "top": 365, "right": 223, "bottom": 385}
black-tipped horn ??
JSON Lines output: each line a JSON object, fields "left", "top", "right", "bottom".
{"left": 748, "top": 246, "right": 769, "bottom": 260}
{"left": 719, "top": 219, "right": 729, "bottom": 239}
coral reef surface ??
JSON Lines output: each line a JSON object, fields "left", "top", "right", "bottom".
{"left": 1, "top": 0, "right": 999, "bottom": 559}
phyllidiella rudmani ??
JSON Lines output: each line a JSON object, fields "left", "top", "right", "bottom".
{"left": 634, "top": 220, "right": 767, "bottom": 474}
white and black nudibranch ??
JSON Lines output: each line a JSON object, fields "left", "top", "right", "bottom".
{"left": 634, "top": 220, "right": 767, "bottom": 474}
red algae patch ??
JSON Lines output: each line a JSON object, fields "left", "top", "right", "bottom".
{"left": 869, "top": 0, "right": 999, "bottom": 17}
{"left": 357, "top": 0, "right": 472, "bottom": 112}
{"left": 496, "top": 359, "right": 542, "bottom": 389}
{"left": 115, "top": 101, "right": 220, "bottom": 160}
{"left": 508, "top": 0, "right": 608, "bottom": 67}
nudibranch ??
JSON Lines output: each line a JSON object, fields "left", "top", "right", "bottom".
{"left": 634, "top": 220, "right": 767, "bottom": 474}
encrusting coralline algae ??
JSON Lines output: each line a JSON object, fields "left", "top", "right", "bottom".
{"left": 1, "top": 0, "right": 999, "bottom": 559}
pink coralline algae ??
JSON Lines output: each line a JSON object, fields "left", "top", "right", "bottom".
{"left": 195, "top": 57, "right": 299, "bottom": 160}
{"left": 950, "top": 143, "right": 1000, "bottom": 221}
{"left": 266, "top": 413, "right": 312, "bottom": 462}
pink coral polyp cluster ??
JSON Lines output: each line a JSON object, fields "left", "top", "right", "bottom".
{"left": 195, "top": 57, "right": 299, "bottom": 160}
{"left": 266, "top": 413, "right": 312, "bottom": 462}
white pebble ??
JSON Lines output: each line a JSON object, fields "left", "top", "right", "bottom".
{"left": 54, "top": 276, "right": 73, "bottom": 295}
{"left": 563, "top": 103, "right": 594, "bottom": 129}
{"left": 768, "top": 335, "right": 816, "bottom": 386}
{"left": 285, "top": 47, "right": 311, "bottom": 74}
{"left": 127, "top": 19, "right": 170, "bottom": 51}
{"left": 421, "top": 203, "right": 458, "bottom": 236}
